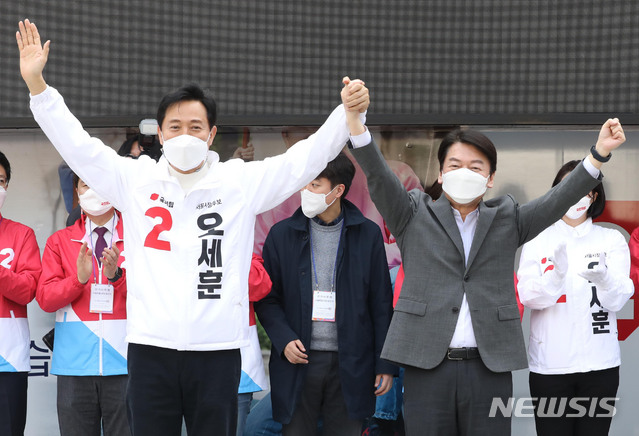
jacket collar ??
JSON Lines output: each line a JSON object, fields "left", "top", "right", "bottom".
{"left": 136, "top": 151, "right": 221, "bottom": 192}
{"left": 287, "top": 199, "right": 367, "bottom": 232}
{"left": 71, "top": 210, "right": 124, "bottom": 243}
{"left": 467, "top": 199, "right": 497, "bottom": 270}
{"left": 431, "top": 194, "right": 465, "bottom": 260}
{"left": 430, "top": 194, "right": 497, "bottom": 271}
{"left": 554, "top": 216, "right": 594, "bottom": 238}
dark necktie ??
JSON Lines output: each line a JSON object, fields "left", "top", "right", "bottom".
{"left": 94, "top": 227, "right": 108, "bottom": 266}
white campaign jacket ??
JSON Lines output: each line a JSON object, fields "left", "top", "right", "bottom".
{"left": 517, "top": 218, "right": 634, "bottom": 374}
{"left": 31, "top": 86, "right": 355, "bottom": 351}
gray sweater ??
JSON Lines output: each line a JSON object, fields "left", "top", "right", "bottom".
{"left": 309, "top": 217, "right": 343, "bottom": 351}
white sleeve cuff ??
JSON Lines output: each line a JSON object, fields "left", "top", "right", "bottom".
{"left": 582, "top": 156, "right": 601, "bottom": 179}
{"left": 350, "top": 128, "right": 372, "bottom": 148}
{"left": 29, "top": 85, "right": 52, "bottom": 100}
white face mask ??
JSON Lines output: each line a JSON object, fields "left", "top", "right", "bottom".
{"left": 565, "top": 196, "right": 591, "bottom": 220}
{"left": 79, "top": 189, "right": 112, "bottom": 216}
{"left": 161, "top": 132, "right": 210, "bottom": 171}
{"left": 441, "top": 168, "right": 489, "bottom": 205}
{"left": 301, "top": 186, "right": 337, "bottom": 218}
{"left": 0, "top": 186, "right": 7, "bottom": 210}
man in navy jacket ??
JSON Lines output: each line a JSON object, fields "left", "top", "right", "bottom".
{"left": 256, "top": 153, "right": 396, "bottom": 436}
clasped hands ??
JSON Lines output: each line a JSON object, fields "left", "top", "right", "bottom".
{"left": 77, "top": 242, "right": 121, "bottom": 284}
{"left": 548, "top": 243, "right": 612, "bottom": 291}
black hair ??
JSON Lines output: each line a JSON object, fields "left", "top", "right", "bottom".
{"left": 552, "top": 160, "right": 605, "bottom": 219}
{"left": 317, "top": 152, "right": 356, "bottom": 197}
{"left": 117, "top": 136, "right": 139, "bottom": 157}
{"left": 0, "top": 151, "right": 11, "bottom": 184}
{"left": 156, "top": 84, "right": 217, "bottom": 130}
{"left": 425, "top": 180, "right": 443, "bottom": 201}
{"left": 72, "top": 172, "right": 80, "bottom": 189}
{"left": 437, "top": 128, "right": 497, "bottom": 174}
{"left": 117, "top": 135, "right": 162, "bottom": 162}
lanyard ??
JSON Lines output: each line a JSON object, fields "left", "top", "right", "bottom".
{"left": 88, "top": 219, "right": 116, "bottom": 284}
{"left": 309, "top": 223, "right": 343, "bottom": 293}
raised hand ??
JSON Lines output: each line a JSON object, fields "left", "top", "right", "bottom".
{"left": 232, "top": 143, "right": 255, "bottom": 162}
{"left": 341, "top": 76, "right": 369, "bottom": 113}
{"left": 595, "top": 118, "right": 626, "bottom": 156}
{"left": 340, "top": 76, "right": 369, "bottom": 136}
{"left": 578, "top": 251, "right": 614, "bottom": 291}
{"left": 76, "top": 242, "right": 94, "bottom": 285}
{"left": 547, "top": 242, "right": 568, "bottom": 287}
{"left": 16, "top": 19, "right": 50, "bottom": 95}
{"left": 101, "top": 246, "right": 121, "bottom": 281}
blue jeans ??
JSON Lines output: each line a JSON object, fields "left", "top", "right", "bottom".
{"left": 243, "top": 393, "right": 282, "bottom": 436}
{"left": 237, "top": 392, "right": 254, "bottom": 436}
{"left": 374, "top": 368, "right": 404, "bottom": 421}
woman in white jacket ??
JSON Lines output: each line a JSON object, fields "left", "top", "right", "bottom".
{"left": 517, "top": 160, "right": 634, "bottom": 436}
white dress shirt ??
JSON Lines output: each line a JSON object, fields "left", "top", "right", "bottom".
{"left": 84, "top": 214, "right": 117, "bottom": 253}
{"left": 449, "top": 208, "right": 479, "bottom": 347}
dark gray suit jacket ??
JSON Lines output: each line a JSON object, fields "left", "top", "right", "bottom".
{"left": 351, "top": 139, "right": 602, "bottom": 372}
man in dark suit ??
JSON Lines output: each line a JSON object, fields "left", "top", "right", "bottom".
{"left": 342, "top": 78, "right": 626, "bottom": 436}
{"left": 256, "top": 153, "right": 396, "bottom": 436}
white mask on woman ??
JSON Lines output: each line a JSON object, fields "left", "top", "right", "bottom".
{"left": 301, "top": 186, "right": 337, "bottom": 218}
{"left": 79, "top": 189, "right": 112, "bottom": 216}
{"left": 0, "top": 186, "right": 7, "bottom": 210}
{"left": 565, "top": 196, "right": 591, "bottom": 220}
{"left": 161, "top": 133, "right": 210, "bottom": 171}
{"left": 441, "top": 168, "right": 488, "bottom": 205}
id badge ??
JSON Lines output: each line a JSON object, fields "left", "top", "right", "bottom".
{"left": 312, "top": 290, "right": 336, "bottom": 322}
{"left": 90, "top": 283, "right": 114, "bottom": 314}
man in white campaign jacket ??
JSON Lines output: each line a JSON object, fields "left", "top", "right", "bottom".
{"left": 0, "top": 150, "right": 42, "bottom": 436}
{"left": 17, "top": 19, "right": 369, "bottom": 435}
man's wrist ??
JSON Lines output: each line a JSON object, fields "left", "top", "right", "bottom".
{"left": 350, "top": 128, "right": 371, "bottom": 148}
{"left": 583, "top": 154, "right": 602, "bottom": 176}
{"left": 590, "top": 144, "right": 611, "bottom": 163}
{"left": 26, "top": 76, "right": 47, "bottom": 96}
{"left": 108, "top": 267, "right": 123, "bottom": 283}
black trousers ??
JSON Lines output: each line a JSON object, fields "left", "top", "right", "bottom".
{"left": 0, "top": 372, "right": 27, "bottom": 436}
{"left": 403, "top": 358, "right": 512, "bottom": 436}
{"left": 529, "top": 367, "right": 619, "bottom": 436}
{"left": 57, "top": 375, "right": 130, "bottom": 436}
{"left": 126, "top": 343, "right": 241, "bottom": 436}
{"left": 283, "top": 350, "right": 362, "bottom": 436}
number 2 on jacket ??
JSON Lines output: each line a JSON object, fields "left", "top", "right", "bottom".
{"left": 144, "top": 207, "right": 172, "bottom": 251}
{"left": 0, "top": 248, "right": 14, "bottom": 268}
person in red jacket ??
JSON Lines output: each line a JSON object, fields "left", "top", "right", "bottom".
{"left": 237, "top": 254, "right": 272, "bottom": 436}
{"left": 37, "top": 174, "right": 129, "bottom": 436}
{"left": 0, "top": 150, "right": 42, "bottom": 436}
